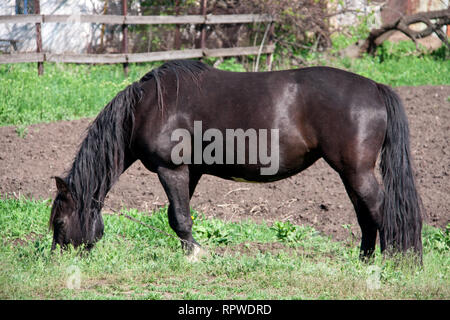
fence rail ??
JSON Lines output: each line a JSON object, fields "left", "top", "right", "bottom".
{"left": 0, "top": 0, "right": 275, "bottom": 75}
{"left": 0, "top": 45, "right": 275, "bottom": 64}
{"left": 0, "top": 13, "right": 273, "bottom": 25}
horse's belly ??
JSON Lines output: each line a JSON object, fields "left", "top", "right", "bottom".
{"left": 199, "top": 139, "right": 320, "bottom": 183}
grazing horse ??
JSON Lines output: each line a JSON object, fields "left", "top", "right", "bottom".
{"left": 49, "top": 60, "right": 423, "bottom": 260}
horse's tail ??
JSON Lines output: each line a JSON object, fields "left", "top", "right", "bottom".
{"left": 377, "top": 83, "right": 423, "bottom": 258}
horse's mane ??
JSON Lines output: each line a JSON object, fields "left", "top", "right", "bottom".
{"left": 139, "top": 59, "right": 211, "bottom": 110}
{"left": 62, "top": 60, "right": 210, "bottom": 236}
{"left": 63, "top": 82, "right": 140, "bottom": 236}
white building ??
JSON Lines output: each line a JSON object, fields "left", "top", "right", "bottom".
{"left": 0, "top": 0, "right": 105, "bottom": 53}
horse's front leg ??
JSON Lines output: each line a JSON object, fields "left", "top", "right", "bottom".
{"left": 156, "top": 165, "right": 201, "bottom": 255}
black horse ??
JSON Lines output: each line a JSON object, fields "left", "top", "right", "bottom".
{"left": 49, "top": 60, "right": 423, "bottom": 260}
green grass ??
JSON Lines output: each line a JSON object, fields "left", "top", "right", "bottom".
{"left": 1, "top": 42, "right": 449, "bottom": 127}
{"left": 333, "top": 54, "right": 450, "bottom": 87}
{"left": 0, "top": 62, "right": 158, "bottom": 127}
{"left": 330, "top": 41, "right": 450, "bottom": 87}
{"left": 0, "top": 196, "right": 448, "bottom": 299}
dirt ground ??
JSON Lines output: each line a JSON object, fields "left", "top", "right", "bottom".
{"left": 1, "top": 85, "right": 449, "bottom": 242}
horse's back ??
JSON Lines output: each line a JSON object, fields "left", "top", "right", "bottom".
{"left": 133, "top": 63, "right": 387, "bottom": 180}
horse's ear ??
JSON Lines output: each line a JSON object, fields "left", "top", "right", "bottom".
{"left": 54, "top": 176, "right": 71, "bottom": 196}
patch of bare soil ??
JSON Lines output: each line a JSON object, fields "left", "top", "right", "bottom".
{"left": 1, "top": 85, "right": 449, "bottom": 242}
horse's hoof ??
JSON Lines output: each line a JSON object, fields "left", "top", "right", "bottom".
{"left": 186, "top": 245, "right": 209, "bottom": 263}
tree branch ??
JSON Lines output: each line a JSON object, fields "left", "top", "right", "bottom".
{"left": 361, "top": 8, "right": 450, "bottom": 54}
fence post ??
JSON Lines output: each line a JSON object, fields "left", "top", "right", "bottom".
{"left": 174, "top": 0, "right": 181, "bottom": 50}
{"left": 200, "top": 0, "right": 207, "bottom": 52}
{"left": 266, "top": 22, "right": 274, "bottom": 71}
{"left": 34, "top": 0, "right": 43, "bottom": 75}
{"left": 122, "top": 0, "right": 129, "bottom": 76}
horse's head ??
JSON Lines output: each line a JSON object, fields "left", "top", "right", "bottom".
{"left": 49, "top": 177, "right": 104, "bottom": 251}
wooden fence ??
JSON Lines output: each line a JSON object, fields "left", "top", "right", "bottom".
{"left": 0, "top": 0, "right": 275, "bottom": 75}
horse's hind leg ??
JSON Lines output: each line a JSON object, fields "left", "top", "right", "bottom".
{"left": 156, "top": 165, "right": 201, "bottom": 254}
{"left": 322, "top": 144, "right": 385, "bottom": 259}
{"left": 340, "top": 169, "right": 384, "bottom": 260}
